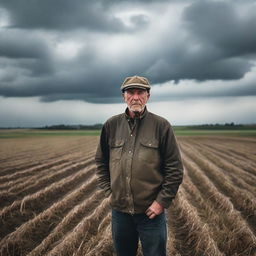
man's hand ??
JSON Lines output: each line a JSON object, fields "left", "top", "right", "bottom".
{"left": 145, "top": 200, "right": 164, "bottom": 219}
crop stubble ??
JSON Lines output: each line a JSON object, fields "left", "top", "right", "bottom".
{"left": 0, "top": 136, "right": 255, "bottom": 256}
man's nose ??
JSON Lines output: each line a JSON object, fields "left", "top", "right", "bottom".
{"left": 133, "top": 93, "right": 139, "bottom": 99}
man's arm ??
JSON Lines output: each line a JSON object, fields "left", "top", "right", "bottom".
{"left": 156, "top": 123, "right": 184, "bottom": 209}
{"left": 95, "top": 123, "right": 111, "bottom": 197}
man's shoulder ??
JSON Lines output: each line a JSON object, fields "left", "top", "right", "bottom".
{"left": 147, "top": 111, "right": 172, "bottom": 127}
{"left": 104, "top": 113, "right": 124, "bottom": 125}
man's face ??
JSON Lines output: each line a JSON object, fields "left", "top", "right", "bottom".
{"left": 123, "top": 88, "right": 150, "bottom": 113}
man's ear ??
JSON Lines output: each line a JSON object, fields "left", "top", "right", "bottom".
{"left": 147, "top": 92, "right": 150, "bottom": 100}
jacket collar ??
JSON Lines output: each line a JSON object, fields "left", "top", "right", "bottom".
{"left": 125, "top": 106, "right": 148, "bottom": 121}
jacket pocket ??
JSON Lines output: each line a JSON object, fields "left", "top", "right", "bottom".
{"left": 138, "top": 138, "right": 160, "bottom": 163}
{"left": 109, "top": 139, "right": 124, "bottom": 161}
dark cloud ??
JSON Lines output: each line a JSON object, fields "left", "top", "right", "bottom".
{"left": 0, "top": 33, "right": 47, "bottom": 59}
{"left": 145, "top": 0, "right": 256, "bottom": 83}
{"left": 0, "top": 58, "right": 127, "bottom": 101}
{"left": 0, "top": 0, "right": 150, "bottom": 32}
{"left": 129, "top": 14, "right": 149, "bottom": 27}
{"left": 0, "top": 30, "right": 54, "bottom": 79}
{"left": 0, "top": 0, "right": 256, "bottom": 103}
{"left": 145, "top": 45, "right": 253, "bottom": 83}
{"left": 183, "top": 1, "right": 256, "bottom": 57}
{"left": 40, "top": 94, "right": 121, "bottom": 104}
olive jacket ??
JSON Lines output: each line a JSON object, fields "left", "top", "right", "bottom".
{"left": 95, "top": 107, "right": 183, "bottom": 214}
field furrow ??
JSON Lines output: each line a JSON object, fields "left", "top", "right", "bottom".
{"left": 0, "top": 137, "right": 98, "bottom": 172}
{"left": 192, "top": 141, "right": 256, "bottom": 177}
{"left": 181, "top": 165, "right": 256, "bottom": 255}
{"left": 0, "top": 156, "right": 95, "bottom": 209}
{"left": 187, "top": 137, "right": 256, "bottom": 162}
{"left": 180, "top": 143, "right": 256, "bottom": 232}
{"left": 187, "top": 142, "right": 256, "bottom": 194}
{"left": 0, "top": 164, "right": 96, "bottom": 239}
{"left": 168, "top": 188, "right": 224, "bottom": 256}
{"left": 0, "top": 160, "right": 73, "bottom": 191}
{"left": 81, "top": 215, "right": 113, "bottom": 256}
{"left": 28, "top": 190, "right": 105, "bottom": 256}
{"left": 0, "top": 135, "right": 255, "bottom": 256}
{"left": 0, "top": 176, "right": 100, "bottom": 256}
{"left": 195, "top": 139, "right": 256, "bottom": 171}
{"left": 46, "top": 198, "right": 110, "bottom": 256}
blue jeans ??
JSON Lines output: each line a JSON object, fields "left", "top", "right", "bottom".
{"left": 111, "top": 209, "right": 167, "bottom": 256}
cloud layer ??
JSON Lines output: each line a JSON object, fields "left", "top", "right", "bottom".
{"left": 0, "top": 0, "right": 255, "bottom": 126}
{"left": 1, "top": 0, "right": 256, "bottom": 101}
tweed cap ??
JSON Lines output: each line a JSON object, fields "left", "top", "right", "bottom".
{"left": 121, "top": 76, "right": 151, "bottom": 92}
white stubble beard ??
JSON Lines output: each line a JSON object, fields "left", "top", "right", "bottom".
{"left": 129, "top": 104, "right": 145, "bottom": 115}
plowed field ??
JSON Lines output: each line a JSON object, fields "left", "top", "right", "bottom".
{"left": 0, "top": 136, "right": 255, "bottom": 256}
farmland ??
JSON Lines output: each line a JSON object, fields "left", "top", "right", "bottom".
{"left": 0, "top": 133, "right": 255, "bottom": 255}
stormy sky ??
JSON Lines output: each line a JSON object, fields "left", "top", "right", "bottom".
{"left": 0, "top": 0, "right": 255, "bottom": 127}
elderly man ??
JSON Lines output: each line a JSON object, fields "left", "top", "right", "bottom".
{"left": 95, "top": 76, "right": 183, "bottom": 256}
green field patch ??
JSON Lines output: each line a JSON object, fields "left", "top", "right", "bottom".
{"left": 0, "top": 129, "right": 101, "bottom": 138}
{"left": 0, "top": 128, "right": 255, "bottom": 138}
{"left": 173, "top": 128, "right": 256, "bottom": 137}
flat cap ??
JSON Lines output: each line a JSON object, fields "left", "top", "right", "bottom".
{"left": 121, "top": 75, "right": 151, "bottom": 92}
